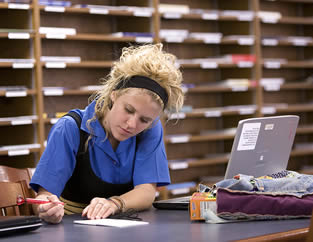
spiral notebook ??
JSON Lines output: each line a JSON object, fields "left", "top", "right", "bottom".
{"left": 153, "top": 115, "right": 299, "bottom": 210}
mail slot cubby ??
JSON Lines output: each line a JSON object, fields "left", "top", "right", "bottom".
{"left": 0, "top": 1, "right": 312, "bottom": 194}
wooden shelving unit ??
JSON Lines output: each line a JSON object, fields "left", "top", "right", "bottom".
{"left": 0, "top": 0, "right": 312, "bottom": 199}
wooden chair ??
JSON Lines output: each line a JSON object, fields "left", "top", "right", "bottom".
{"left": 0, "top": 165, "right": 33, "bottom": 186}
{"left": 0, "top": 165, "right": 35, "bottom": 198}
{"left": 0, "top": 180, "right": 33, "bottom": 216}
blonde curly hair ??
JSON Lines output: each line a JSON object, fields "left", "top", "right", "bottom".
{"left": 89, "top": 44, "right": 184, "bottom": 128}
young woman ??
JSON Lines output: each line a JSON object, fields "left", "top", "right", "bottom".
{"left": 30, "top": 44, "right": 184, "bottom": 224}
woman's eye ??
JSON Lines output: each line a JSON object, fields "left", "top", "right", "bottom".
{"left": 140, "top": 119, "right": 149, "bottom": 124}
{"left": 125, "top": 108, "right": 133, "bottom": 114}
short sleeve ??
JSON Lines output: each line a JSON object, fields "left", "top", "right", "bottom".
{"left": 30, "top": 116, "right": 80, "bottom": 196}
{"left": 132, "top": 120, "right": 170, "bottom": 187}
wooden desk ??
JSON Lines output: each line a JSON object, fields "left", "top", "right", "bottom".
{"left": 1, "top": 209, "right": 310, "bottom": 242}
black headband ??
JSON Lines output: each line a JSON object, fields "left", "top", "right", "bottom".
{"left": 114, "top": 75, "right": 168, "bottom": 107}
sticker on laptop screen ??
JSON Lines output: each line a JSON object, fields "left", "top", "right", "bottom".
{"left": 237, "top": 122, "right": 261, "bottom": 150}
{"left": 265, "top": 123, "right": 274, "bottom": 130}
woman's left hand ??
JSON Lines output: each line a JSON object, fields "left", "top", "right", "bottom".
{"left": 82, "top": 197, "right": 118, "bottom": 220}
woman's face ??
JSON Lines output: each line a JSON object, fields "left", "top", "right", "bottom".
{"left": 104, "top": 89, "right": 162, "bottom": 142}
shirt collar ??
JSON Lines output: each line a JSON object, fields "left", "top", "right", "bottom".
{"left": 81, "top": 101, "right": 107, "bottom": 138}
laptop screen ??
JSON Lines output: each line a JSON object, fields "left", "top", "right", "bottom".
{"left": 224, "top": 115, "right": 299, "bottom": 179}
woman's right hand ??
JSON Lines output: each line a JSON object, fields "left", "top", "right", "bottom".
{"left": 37, "top": 195, "right": 64, "bottom": 224}
{"left": 33, "top": 187, "right": 64, "bottom": 224}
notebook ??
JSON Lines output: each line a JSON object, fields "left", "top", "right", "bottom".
{"left": 0, "top": 216, "right": 42, "bottom": 237}
{"left": 153, "top": 115, "right": 299, "bottom": 210}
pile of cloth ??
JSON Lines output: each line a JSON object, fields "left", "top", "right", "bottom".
{"left": 200, "top": 170, "right": 313, "bottom": 223}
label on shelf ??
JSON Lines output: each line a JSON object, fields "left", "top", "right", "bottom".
{"left": 133, "top": 10, "right": 152, "bottom": 17}
{"left": 237, "top": 14, "right": 253, "bottom": 21}
{"left": 203, "top": 38, "right": 221, "bottom": 44}
{"left": 169, "top": 162, "right": 189, "bottom": 170}
{"left": 8, "top": 33, "right": 30, "bottom": 39}
{"left": 262, "top": 39, "right": 278, "bottom": 46}
{"left": 163, "top": 13, "right": 182, "bottom": 19}
{"left": 238, "top": 38, "right": 254, "bottom": 45}
{"left": 290, "top": 39, "right": 309, "bottom": 46}
{"left": 46, "top": 33, "right": 67, "bottom": 39}
{"left": 231, "top": 86, "right": 248, "bottom": 92}
{"left": 45, "top": 62, "right": 67, "bottom": 68}
{"left": 44, "top": 6, "right": 65, "bottom": 12}
{"left": 8, "top": 149, "right": 30, "bottom": 156}
{"left": 169, "top": 135, "right": 190, "bottom": 143}
{"left": 237, "top": 61, "right": 254, "bottom": 68}
{"left": 164, "top": 36, "right": 185, "bottom": 43}
{"left": 50, "top": 118, "right": 59, "bottom": 124}
{"left": 135, "top": 37, "right": 153, "bottom": 43}
{"left": 12, "top": 63, "right": 34, "bottom": 69}
{"left": 8, "top": 3, "right": 29, "bottom": 9}
{"left": 11, "top": 119, "right": 32, "bottom": 125}
{"left": 263, "top": 84, "right": 281, "bottom": 91}
{"left": 261, "top": 17, "right": 279, "bottom": 23}
{"left": 171, "top": 187, "right": 190, "bottom": 195}
{"left": 168, "top": 113, "right": 186, "bottom": 120}
{"left": 201, "top": 13, "right": 218, "bottom": 20}
{"left": 258, "top": 11, "right": 281, "bottom": 24}
{"left": 264, "top": 61, "right": 281, "bottom": 69}
{"left": 239, "top": 108, "right": 255, "bottom": 115}
{"left": 5, "top": 91, "right": 27, "bottom": 97}
{"left": 200, "top": 62, "right": 218, "bottom": 69}
{"left": 204, "top": 110, "right": 221, "bottom": 117}
{"left": 262, "top": 107, "right": 276, "bottom": 114}
{"left": 89, "top": 8, "right": 109, "bottom": 15}
{"left": 44, "top": 89, "right": 64, "bottom": 96}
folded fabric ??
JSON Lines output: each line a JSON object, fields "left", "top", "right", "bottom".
{"left": 216, "top": 188, "right": 313, "bottom": 221}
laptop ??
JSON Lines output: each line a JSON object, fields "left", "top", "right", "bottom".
{"left": 0, "top": 216, "right": 42, "bottom": 237}
{"left": 153, "top": 115, "right": 299, "bottom": 210}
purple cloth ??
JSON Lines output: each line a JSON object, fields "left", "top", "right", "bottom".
{"left": 217, "top": 188, "right": 313, "bottom": 216}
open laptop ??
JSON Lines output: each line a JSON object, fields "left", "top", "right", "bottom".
{"left": 0, "top": 216, "right": 42, "bottom": 237}
{"left": 153, "top": 115, "right": 299, "bottom": 210}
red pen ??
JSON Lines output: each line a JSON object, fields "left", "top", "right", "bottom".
{"left": 26, "top": 198, "right": 64, "bottom": 205}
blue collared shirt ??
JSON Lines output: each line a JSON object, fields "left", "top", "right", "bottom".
{"left": 30, "top": 101, "right": 170, "bottom": 197}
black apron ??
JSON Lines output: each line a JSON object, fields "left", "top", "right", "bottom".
{"left": 61, "top": 112, "right": 134, "bottom": 205}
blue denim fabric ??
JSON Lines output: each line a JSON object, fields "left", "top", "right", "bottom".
{"left": 214, "top": 171, "right": 313, "bottom": 197}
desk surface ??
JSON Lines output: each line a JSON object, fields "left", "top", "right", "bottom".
{"left": 1, "top": 209, "right": 310, "bottom": 242}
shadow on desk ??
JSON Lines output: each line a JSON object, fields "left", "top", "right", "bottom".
{"left": 236, "top": 210, "right": 313, "bottom": 242}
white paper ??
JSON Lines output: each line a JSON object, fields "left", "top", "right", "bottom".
{"left": 73, "top": 219, "right": 149, "bottom": 228}
{"left": 237, "top": 122, "right": 261, "bottom": 151}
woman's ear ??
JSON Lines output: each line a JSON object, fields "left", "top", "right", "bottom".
{"left": 110, "top": 91, "right": 116, "bottom": 102}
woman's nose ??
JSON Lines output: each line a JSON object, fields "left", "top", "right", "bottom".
{"left": 127, "top": 116, "right": 137, "bottom": 129}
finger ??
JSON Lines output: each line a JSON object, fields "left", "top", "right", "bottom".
{"left": 82, "top": 205, "right": 90, "bottom": 217}
{"left": 45, "top": 204, "right": 63, "bottom": 217}
{"left": 89, "top": 203, "right": 104, "bottom": 219}
{"left": 47, "top": 195, "right": 60, "bottom": 203}
{"left": 101, "top": 206, "right": 114, "bottom": 219}
{"left": 96, "top": 204, "right": 111, "bottom": 219}
{"left": 40, "top": 202, "right": 58, "bottom": 213}
{"left": 41, "top": 204, "right": 64, "bottom": 224}
{"left": 86, "top": 198, "right": 99, "bottom": 219}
